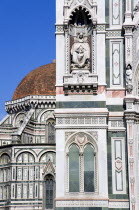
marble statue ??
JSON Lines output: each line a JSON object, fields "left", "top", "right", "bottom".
{"left": 71, "top": 33, "right": 90, "bottom": 68}
{"left": 126, "top": 64, "right": 132, "bottom": 85}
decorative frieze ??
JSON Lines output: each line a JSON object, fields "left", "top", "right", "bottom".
{"left": 109, "top": 201, "right": 129, "bottom": 208}
{"left": 57, "top": 117, "right": 106, "bottom": 125}
{"left": 97, "top": 24, "right": 105, "bottom": 31}
{"left": 56, "top": 200, "right": 108, "bottom": 207}
{"left": 108, "top": 120, "right": 125, "bottom": 130}
{"left": 106, "top": 30, "right": 122, "bottom": 38}
{"left": 56, "top": 25, "right": 64, "bottom": 34}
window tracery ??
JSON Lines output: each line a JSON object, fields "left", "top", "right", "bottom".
{"left": 44, "top": 174, "right": 55, "bottom": 209}
{"left": 0, "top": 154, "right": 11, "bottom": 201}
{"left": 46, "top": 119, "right": 56, "bottom": 144}
{"left": 66, "top": 132, "right": 97, "bottom": 193}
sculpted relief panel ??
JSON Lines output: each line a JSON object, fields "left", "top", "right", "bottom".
{"left": 63, "top": 3, "right": 98, "bottom": 94}
{"left": 71, "top": 33, "right": 90, "bottom": 69}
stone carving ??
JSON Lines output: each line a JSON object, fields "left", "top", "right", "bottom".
{"left": 75, "top": 134, "right": 87, "bottom": 145}
{"left": 126, "top": 64, "right": 133, "bottom": 93}
{"left": 126, "top": 64, "right": 132, "bottom": 85}
{"left": 57, "top": 117, "right": 106, "bottom": 125}
{"left": 133, "top": 2, "right": 139, "bottom": 14}
{"left": 43, "top": 160, "right": 55, "bottom": 175}
{"left": 71, "top": 33, "right": 90, "bottom": 69}
{"left": 14, "top": 113, "right": 25, "bottom": 128}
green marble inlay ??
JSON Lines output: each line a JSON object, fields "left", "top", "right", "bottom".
{"left": 84, "top": 144, "right": 94, "bottom": 192}
{"left": 107, "top": 131, "right": 129, "bottom": 199}
{"left": 106, "top": 40, "right": 110, "bottom": 88}
{"left": 56, "top": 101, "right": 106, "bottom": 109}
{"left": 56, "top": 208, "right": 105, "bottom": 210}
{"left": 105, "top": 0, "right": 109, "bottom": 26}
{"left": 106, "top": 105, "right": 125, "bottom": 112}
{"left": 69, "top": 144, "right": 79, "bottom": 192}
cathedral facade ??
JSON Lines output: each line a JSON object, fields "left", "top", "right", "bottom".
{"left": 0, "top": 0, "right": 139, "bottom": 209}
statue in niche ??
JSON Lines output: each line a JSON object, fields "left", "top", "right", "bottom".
{"left": 71, "top": 33, "right": 90, "bottom": 69}
{"left": 126, "top": 64, "right": 132, "bottom": 85}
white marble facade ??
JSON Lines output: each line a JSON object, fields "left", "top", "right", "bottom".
{"left": 0, "top": 0, "right": 139, "bottom": 209}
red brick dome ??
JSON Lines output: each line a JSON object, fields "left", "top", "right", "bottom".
{"left": 12, "top": 63, "right": 56, "bottom": 100}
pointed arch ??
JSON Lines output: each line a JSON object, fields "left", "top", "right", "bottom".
{"left": 65, "top": 132, "right": 98, "bottom": 193}
{"left": 69, "top": 6, "right": 92, "bottom": 25}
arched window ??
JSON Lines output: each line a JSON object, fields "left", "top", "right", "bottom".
{"left": 0, "top": 154, "right": 10, "bottom": 201}
{"left": 84, "top": 144, "right": 95, "bottom": 192}
{"left": 69, "top": 144, "right": 79, "bottom": 192}
{"left": 17, "top": 152, "right": 35, "bottom": 163}
{"left": 0, "top": 154, "right": 10, "bottom": 165}
{"left": 44, "top": 174, "right": 55, "bottom": 209}
{"left": 46, "top": 119, "right": 55, "bottom": 144}
{"left": 67, "top": 133, "right": 97, "bottom": 194}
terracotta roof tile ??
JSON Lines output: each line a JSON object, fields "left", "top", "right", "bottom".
{"left": 12, "top": 63, "right": 56, "bottom": 100}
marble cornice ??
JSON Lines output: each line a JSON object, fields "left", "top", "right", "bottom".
{"left": 5, "top": 95, "right": 56, "bottom": 114}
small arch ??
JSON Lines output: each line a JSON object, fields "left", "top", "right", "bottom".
{"left": 16, "top": 151, "right": 35, "bottom": 163}
{"left": 69, "top": 6, "right": 92, "bottom": 25}
{"left": 0, "top": 153, "right": 10, "bottom": 165}
{"left": 37, "top": 150, "right": 55, "bottom": 161}
{"left": 13, "top": 112, "right": 25, "bottom": 127}
{"left": 65, "top": 132, "right": 98, "bottom": 153}
{"left": 39, "top": 151, "right": 56, "bottom": 164}
{"left": 38, "top": 110, "right": 55, "bottom": 123}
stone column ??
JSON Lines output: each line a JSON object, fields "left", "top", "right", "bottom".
{"left": 125, "top": 112, "right": 136, "bottom": 210}
{"left": 123, "top": 0, "right": 134, "bottom": 95}
{"left": 64, "top": 27, "right": 70, "bottom": 75}
{"left": 79, "top": 152, "right": 84, "bottom": 193}
{"left": 92, "top": 26, "right": 97, "bottom": 74}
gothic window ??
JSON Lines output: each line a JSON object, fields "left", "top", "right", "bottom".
{"left": 67, "top": 133, "right": 97, "bottom": 193}
{"left": 0, "top": 154, "right": 10, "bottom": 201}
{"left": 46, "top": 119, "right": 55, "bottom": 144}
{"left": 69, "top": 144, "right": 79, "bottom": 192}
{"left": 44, "top": 174, "right": 55, "bottom": 209}
{"left": 84, "top": 144, "right": 94, "bottom": 192}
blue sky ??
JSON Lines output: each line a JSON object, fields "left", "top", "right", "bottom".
{"left": 0, "top": 0, "right": 56, "bottom": 120}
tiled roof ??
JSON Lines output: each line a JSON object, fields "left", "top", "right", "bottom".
{"left": 12, "top": 63, "right": 56, "bottom": 100}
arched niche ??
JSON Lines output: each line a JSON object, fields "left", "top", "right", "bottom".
{"left": 39, "top": 151, "right": 56, "bottom": 164}
{"left": 69, "top": 6, "right": 92, "bottom": 26}
{"left": 13, "top": 112, "right": 25, "bottom": 128}
{"left": 0, "top": 153, "right": 10, "bottom": 165}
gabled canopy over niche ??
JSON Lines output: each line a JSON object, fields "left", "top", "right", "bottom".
{"left": 69, "top": 7, "right": 92, "bottom": 26}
